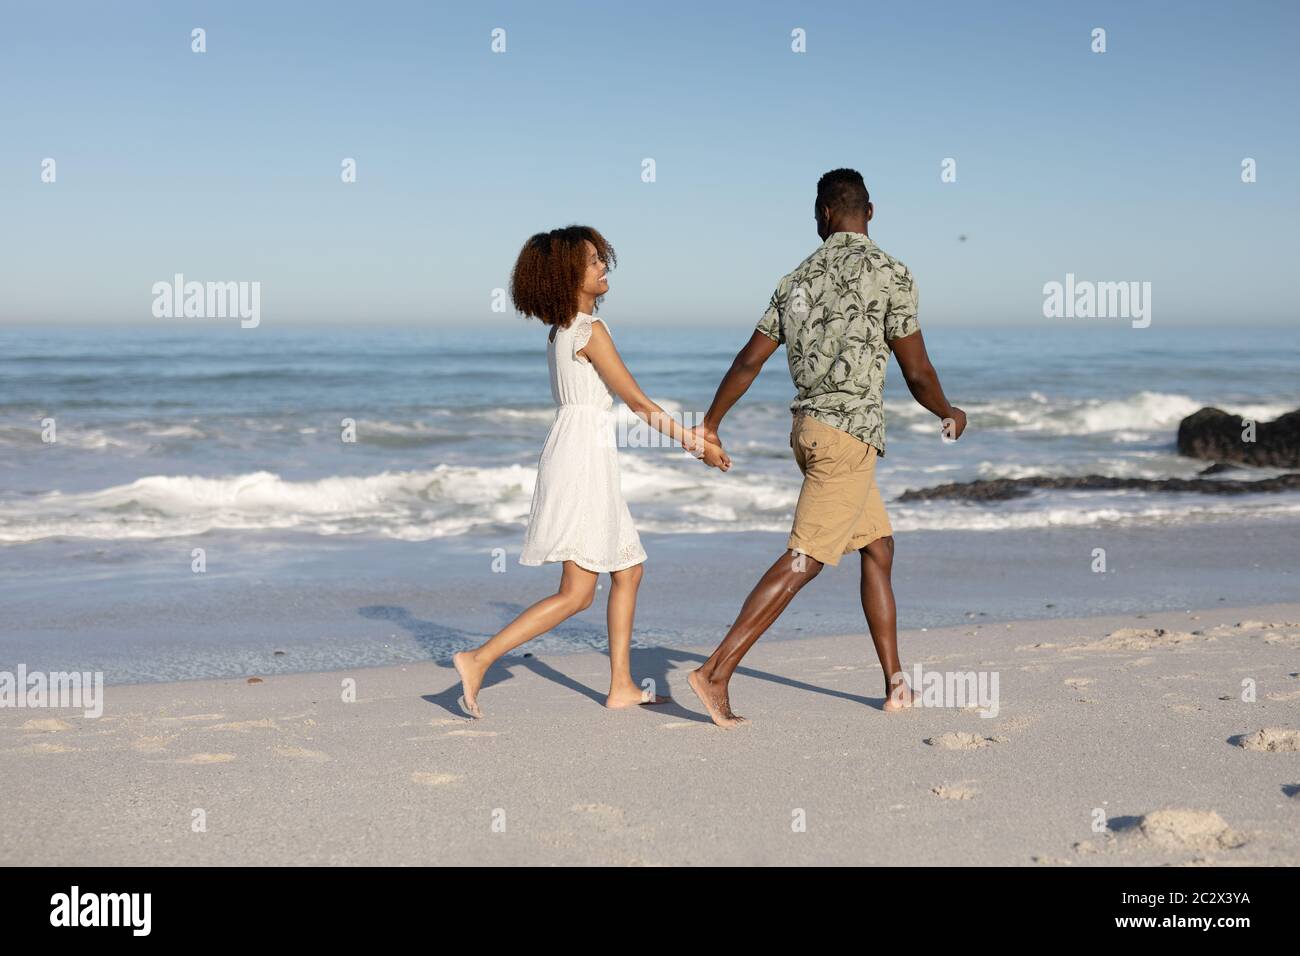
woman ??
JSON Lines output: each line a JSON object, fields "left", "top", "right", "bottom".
{"left": 453, "top": 225, "right": 729, "bottom": 717}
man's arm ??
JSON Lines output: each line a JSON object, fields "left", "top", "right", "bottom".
{"left": 889, "top": 330, "right": 966, "bottom": 439}
{"left": 695, "top": 330, "right": 780, "bottom": 444}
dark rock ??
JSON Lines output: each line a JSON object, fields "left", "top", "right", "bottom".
{"left": 1177, "top": 407, "right": 1300, "bottom": 467}
{"left": 1197, "top": 462, "right": 1241, "bottom": 476}
{"left": 897, "top": 472, "right": 1300, "bottom": 502}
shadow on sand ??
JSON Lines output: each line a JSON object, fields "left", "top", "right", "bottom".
{"left": 359, "top": 602, "right": 885, "bottom": 722}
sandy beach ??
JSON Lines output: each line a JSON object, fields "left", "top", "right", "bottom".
{"left": 3, "top": 600, "right": 1297, "bottom": 866}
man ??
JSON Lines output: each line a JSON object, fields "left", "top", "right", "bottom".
{"left": 685, "top": 168, "right": 966, "bottom": 729}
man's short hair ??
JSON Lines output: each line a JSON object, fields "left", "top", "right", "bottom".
{"left": 816, "top": 168, "right": 871, "bottom": 217}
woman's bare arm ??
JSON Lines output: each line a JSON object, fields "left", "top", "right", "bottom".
{"left": 580, "top": 321, "right": 730, "bottom": 470}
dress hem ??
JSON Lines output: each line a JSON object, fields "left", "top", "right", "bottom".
{"left": 519, "top": 551, "right": 647, "bottom": 573}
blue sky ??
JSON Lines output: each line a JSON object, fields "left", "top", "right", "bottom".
{"left": 2, "top": 0, "right": 1297, "bottom": 327}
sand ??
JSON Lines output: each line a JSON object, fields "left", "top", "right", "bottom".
{"left": 2, "top": 602, "right": 1298, "bottom": 866}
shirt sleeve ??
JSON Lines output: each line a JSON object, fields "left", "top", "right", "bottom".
{"left": 884, "top": 263, "right": 919, "bottom": 342}
{"left": 755, "top": 282, "right": 785, "bottom": 344}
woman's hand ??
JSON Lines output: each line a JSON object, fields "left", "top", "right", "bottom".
{"left": 680, "top": 428, "right": 727, "bottom": 468}
{"left": 681, "top": 424, "right": 729, "bottom": 471}
{"left": 685, "top": 422, "right": 721, "bottom": 451}
{"left": 698, "top": 440, "right": 731, "bottom": 471}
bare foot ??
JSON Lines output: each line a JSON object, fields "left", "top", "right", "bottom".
{"left": 688, "top": 669, "right": 747, "bottom": 729}
{"left": 452, "top": 651, "right": 486, "bottom": 718}
{"left": 883, "top": 678, "right": 919, "bottom": 713}
{"left": 605, "top": 686, "right": 671, "bottom": 709}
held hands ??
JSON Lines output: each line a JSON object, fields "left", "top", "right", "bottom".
{"left": 942, "top": 406, "right": 967, "bottom": 441}
{"left": 682, "top": 424, "right": 731, "bottom": 471}
{"left": 687, "top": 422, "right": 721, "bottom": 448}
{"left": 699, "top": 440, "right": 731, "bottom": 471}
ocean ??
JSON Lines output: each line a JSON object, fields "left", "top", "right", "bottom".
{"left": 1, "top": 321, "right": 1297, "bottom": 682}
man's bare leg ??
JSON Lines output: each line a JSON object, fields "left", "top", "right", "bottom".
{"left": 858, "top": 535, "right": 914, "bottom": 711}
{"left": 689, "top": 550, "right": 824, "bottom": 727}
{"left": 453, "top": 561, "right": 596, "bottom": 717}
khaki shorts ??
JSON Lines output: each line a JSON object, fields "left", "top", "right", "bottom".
{"left": 787, "top": 412, "right": 892, "bottom": 566}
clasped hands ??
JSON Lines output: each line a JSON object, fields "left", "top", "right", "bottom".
{"left": 682, "top": 422, "right": 730, "bottom": 471}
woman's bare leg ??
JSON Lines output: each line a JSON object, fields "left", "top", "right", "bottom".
{"left": 604, "top": 562, "right": 666, "bottom": 707}
{"left": 453, "top": 561, "right": 597, "bottom": 717}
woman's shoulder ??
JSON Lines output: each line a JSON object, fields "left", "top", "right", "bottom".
{"left": 564, "top": 312, "right": 611, "bottom": 340}
{"left": 575, "top": 313, "right": 611, "bottom": 333}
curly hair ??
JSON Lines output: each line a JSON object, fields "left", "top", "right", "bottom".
{"left": 509, "top": 225, "right": 616, "bottom": 328}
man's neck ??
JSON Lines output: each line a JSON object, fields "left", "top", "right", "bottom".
{"left": 828, "top": 223, "right": 869, "bottom": 237}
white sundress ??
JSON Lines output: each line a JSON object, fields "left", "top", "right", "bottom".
{"left": 519, "top": 312, "right": 647, "bottom": 573}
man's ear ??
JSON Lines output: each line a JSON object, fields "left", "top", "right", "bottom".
{"left": 815, "top": 205, "right": 830, "bottom": 238}
{"left": 865, "top": 202, "right": 874, "bottom": 223}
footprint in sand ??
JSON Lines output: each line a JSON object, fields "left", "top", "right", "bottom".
{"left": 930, "top": 783, "right": 978, "bottom": 800}
{"left": 444, "top": 729, "right": 498, "bottom": 738}
{"left": 20, "top": 718, "right": 74, "bottom": 732}
{"left": 1071, "top": 838, "right": 1113, "bottom": 856}
{"left": 1265, "top": 689, "right": 1300, "bottom": 702}
{"left": 1137, "top": 809, "right": 1246, "bottom": 852}
{"left": 175, "top": 753, "right": 236, "bottom": 764}
{"left": 1231, "top": 728, "right": 1300, "bottom": 753}
{"left": 131, "top": 735, "right": 176, "bottom": 753}
{"left": 1063, "top": 678, "right": 1094, "bottom": 689}
{"left": 1263, "top": 633, "right": 1300, "bottom": 646}
{"left": 157, "top": 713, "right": 225, "bottom": 724}
{"left": 275, "top": 746, "right": 331, "bottom": 762}
{"left": 1076, "top": 628, "right": 1199, "bottom": 652}
{"left": 1234, "top": 619, "right": 1300, "bottom": 632}
{"left": 924, "top": 732, "right": 1007, "bottom": 750}
{"left": 208, "top": 718, "right": 278, "bottom": 732}
{"left": 15, "top": 742, "right": 78, "bottom": 754}
{"left": 411, "top": 771, "right": 464, "bottom": 786}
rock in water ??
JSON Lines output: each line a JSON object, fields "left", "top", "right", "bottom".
{"left": 1197, "top": 462, "right": 1240, "bottom": 476}
{"left": 897, "top": 472, "right": 1300, "bottom": 501}
{"left": 1177, "top": 407, "right": 1300, "bottom": 467}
